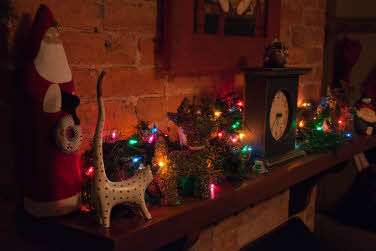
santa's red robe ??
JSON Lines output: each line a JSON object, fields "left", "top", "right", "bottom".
{"left": 24, "top": 5, "right": 81, "bottom": 217}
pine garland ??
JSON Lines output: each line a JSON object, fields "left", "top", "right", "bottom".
{"left": 296, "top": 97, "right": 353, "bottom": 153}
{"left": 81, "top": 94, "right": 253, "bottom": 208}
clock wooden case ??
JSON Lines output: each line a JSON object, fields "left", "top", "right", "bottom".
{"left": 242, "top": 68, "right": 311, "bottom": 167}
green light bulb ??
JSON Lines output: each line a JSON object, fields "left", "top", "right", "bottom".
{"left": 129, "top": 139, "right": 138, "bottom": 145}
{"left": 316, "top": 126, "right": 323, "bottom": 131}
{"left": 242, "top": 146, "right": 248, "bottom": 153}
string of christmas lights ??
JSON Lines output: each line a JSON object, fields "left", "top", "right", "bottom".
{"left": 81, "top": 92, "right": 358, "bottom": 212}
{"left": 81, "top": 94, "right": 254, "bottom": 210}
{"left": 296, "top": 97, "right": 353, "bottom": 152}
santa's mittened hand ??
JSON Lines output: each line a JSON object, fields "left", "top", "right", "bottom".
{"left": 61, "top": 91, "right": 80, "bottom": 113}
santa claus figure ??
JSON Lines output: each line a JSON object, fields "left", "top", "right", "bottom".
{"left": 23, "top": 5, "right": 82, "bottom": 217}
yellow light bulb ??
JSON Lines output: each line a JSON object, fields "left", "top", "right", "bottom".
{"left": 159, "top": 161, "right": 164, "bottom": 167}
{"left": 215, "top": 111, "right": 221, "bottom": 117}
{"left": 299, "top": 121, "right": 304, "bottom": 127}
{"left": 239, "top": 133, "right": 245, "bottom": 139}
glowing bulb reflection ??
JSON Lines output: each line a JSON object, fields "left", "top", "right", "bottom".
{"left": 210, "top": 184, "right": 216, "bottom": 199}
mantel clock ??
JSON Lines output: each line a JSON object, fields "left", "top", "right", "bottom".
{"left": 242, "top": 68, "right": 311, "bottom": 167}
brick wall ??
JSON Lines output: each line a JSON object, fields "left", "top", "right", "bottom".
{"left": 5, "top": 0, "right": 327, "bottom": 156}
{"left": 189, "top": 187, "right": 317, "bottom": 251}
{"left": 1, "top": 0, "right": 326, "bottom": 249}
{"left": 281, "top": 0, "right": 327, "bottom": 104}
{"left": 7, "top": 0, "right": 327, "bottom": 154}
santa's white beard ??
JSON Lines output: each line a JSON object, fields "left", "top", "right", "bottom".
{"left": 34, "top": 40, "right": 72, "bottom": 84}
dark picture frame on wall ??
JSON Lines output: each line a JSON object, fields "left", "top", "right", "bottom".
{"left": 162, "top": 0, "right": 281, "bottom": 74}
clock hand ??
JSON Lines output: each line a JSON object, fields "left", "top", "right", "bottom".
{"left": 271, "top": 116, "right": 279, "bottom": 130}
{"left": 273, "top": 113, "right": 282, "bottom": 127}
{"left": 273, "top": 113, "right": 282, "bottom": 136}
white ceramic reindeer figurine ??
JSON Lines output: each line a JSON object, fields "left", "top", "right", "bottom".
{"left": 92, "top": 71, "right": 153, "bottom": 228}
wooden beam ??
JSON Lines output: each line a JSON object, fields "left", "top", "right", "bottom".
{"left": 43, "top": 135, "right": 376, "bottom": 251}
{"left": 327, "top": 17, "right": 376, "bottom": 33}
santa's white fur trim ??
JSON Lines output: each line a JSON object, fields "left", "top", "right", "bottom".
{"left": 43, "top": 83, "right": 61, "bottom": 113}
{"left": 24, "top": 193, "right": 80, "bottom": 218}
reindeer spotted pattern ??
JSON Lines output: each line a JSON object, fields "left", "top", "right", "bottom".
{"left": 92, "top": 71, "right": 153, "bottom": 228}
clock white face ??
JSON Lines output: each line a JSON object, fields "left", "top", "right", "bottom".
{"left": 269, "top": 90, "right": 290, "bottom": 141}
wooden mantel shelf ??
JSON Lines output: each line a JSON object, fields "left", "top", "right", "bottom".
{"left": 53, "top": 135, "right": 376, "bottom": 251}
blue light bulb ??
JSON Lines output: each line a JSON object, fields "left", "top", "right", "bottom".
{"left": 152, "top": 124, "right": 157, "bottom": 133}
{"left": 132, "top": 156, "right": 142, "bottom": 163}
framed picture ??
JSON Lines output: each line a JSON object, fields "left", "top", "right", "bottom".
{"left": 162, "top": 0, "right": 281, "bottom": 74}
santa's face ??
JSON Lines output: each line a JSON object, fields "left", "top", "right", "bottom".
{"left": 43, "top": 27, "right": 61, "bottom": 44}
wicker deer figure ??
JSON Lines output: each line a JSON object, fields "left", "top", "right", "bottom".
{"left": 154, "top": 97, "right": 219, "bottom": 205}
{"left": 92, "top": 71, "right": 153, "bottom": 228}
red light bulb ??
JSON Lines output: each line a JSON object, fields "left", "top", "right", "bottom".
{"left": 148, "top": 135, "right": 154, "bottom": 143}
{"left": 85, "top": 166, "right": 94, "bottom": 177}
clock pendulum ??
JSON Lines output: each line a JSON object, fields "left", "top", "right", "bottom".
{"left": 241, "top": 67, "right": 312, "bottom": 168}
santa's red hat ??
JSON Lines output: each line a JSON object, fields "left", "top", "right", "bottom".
{"left": 30, "top": 4, "right": 56, "bottom": 60}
